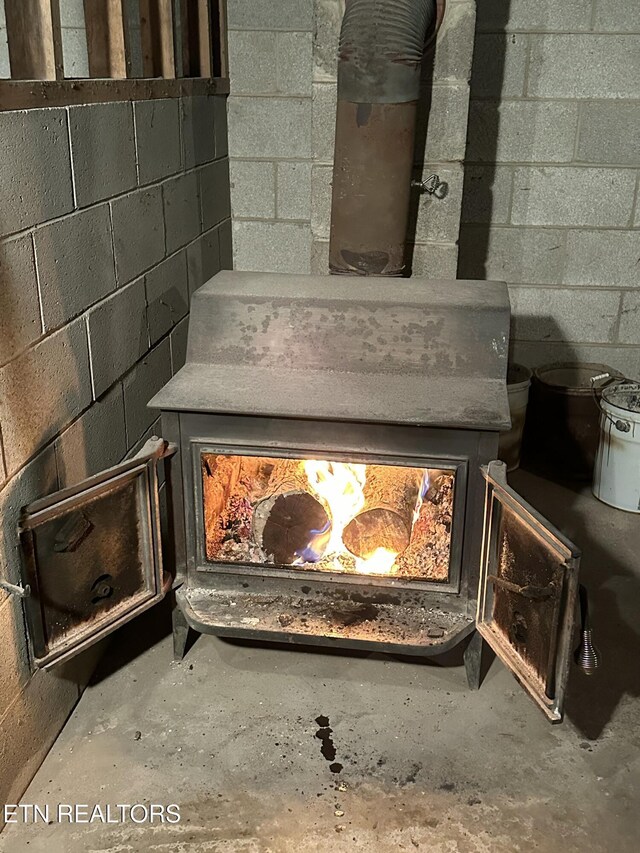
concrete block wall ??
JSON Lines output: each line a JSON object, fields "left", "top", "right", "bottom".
{"left": 0, "top": 92, "right": 231, "bottom": 811}
{"left": 226, "top": 0, "right": 313, "bottom": 273}
{"left": 226, "top": 0, "right": 477, "bottom": 276}
{"left": 459, "top": 0, "right": 640, "bottom": 377}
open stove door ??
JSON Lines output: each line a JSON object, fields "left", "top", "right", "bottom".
{"left": 17, "top": 438, "right": 174, "bottom": 670}
{"left": 477, "top": 461, "right": 580, "bottom": 721}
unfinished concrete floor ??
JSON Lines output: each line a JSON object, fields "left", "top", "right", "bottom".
{"left": 2, "top": 470, "right": 639, "bottom": 852}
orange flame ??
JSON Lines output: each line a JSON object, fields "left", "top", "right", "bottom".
{"left": 303, "top": 460, "right": 398, "bottom": 575}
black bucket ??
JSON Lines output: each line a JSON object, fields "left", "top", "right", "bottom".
{"left": 524, "top": 362, "right": 624, "bottom": 481}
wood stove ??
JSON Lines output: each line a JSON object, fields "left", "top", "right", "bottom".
{"left": 13, "top": 272, "right": 581, "bottom": 722}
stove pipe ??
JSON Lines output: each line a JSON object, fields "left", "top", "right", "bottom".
{"left": 329, "top": 0, "right": 437, "bottom": 276}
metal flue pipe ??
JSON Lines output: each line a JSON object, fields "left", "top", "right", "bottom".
{"left": 329, "top": 0, "right": 437, "bottom": 276}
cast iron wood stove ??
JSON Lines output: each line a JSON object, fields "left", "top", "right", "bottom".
{"left": 14, "top": 272, "right": 582, "bottom": 722}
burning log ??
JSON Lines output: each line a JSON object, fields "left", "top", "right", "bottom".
{"left": 252, "top": 460, "right": 332, "bottom": 565}
{"left": 342, "top": 465, "right": 424, "bottom": 559}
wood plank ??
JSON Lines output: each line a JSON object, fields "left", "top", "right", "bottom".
{"left": 0, "top": 77, "right": 229, "bottom": 112}
{"left": 5, "top": 0, "right": 63, "bottom": 81}
{"left": 197, "top": 0, "right": 213, "bottom": 77}
{"left": 83, "top": 0, "right": 130, "bottom": 79}
{"left": 176, "top": 0, "right": 192, "bottom": 77}
{"left": 140, "top": 0, "right": 177, "bottom": 78}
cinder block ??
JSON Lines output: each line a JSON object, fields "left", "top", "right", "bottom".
{"left": 186, "top": 228, "right": 222, "bottom": 295}
{"left": 409, "top": 242, "right": 459, "bottom": 278}
{"left": 55, "top": 383, "right": 127, "bottom": 487}
{"left": 87, "top": 277, "right": 148, "bottom": 398}
{"left": 0, "top": 446, "right": 58, "bottom": 592}
{"left": 227, "top": 0, "right": 313, "bottom": 31}
{"left": 61, "top": 27, "right": 89, "bottom": 77}
{"left": 182, "top": 96, "right": 216, "bottom": 169}
{"left": 0, "top": 34, "right": 9, "bottom": 78}
{"left": 469, "top": 34, "right": 528, "bottom": 98}
{"left": 618, "top": 292, "right": 640, "bottom": 345}
{"left": 0, "top": 597, "right": 30, "bottom": 720}
{"left": 59, "top": 0, "right": 85, "bottom": 27}
{"left": 69, "top": 102, "right": 137, "bottom": 207}
{"left": 199, "top": 160, "right": 232, "bottom": 230}
{"left": 0, "top": 319, "right": 91, "bottom": 476}
{"left": 219, "top": 219, "right": 234, "bottom": 269}
{"left": 230, "top": 160, "right": 276, "bottom": 219}
{"left": 593, "top": 0, "right": 640, "bottom": 33}
{"left": 459, "top": 225, "right": 566, "bottom": 285}
{"left": 576, "top": 103, "right": 640, "bottom": 166}
{"left": 110, "top": 185, "right": 165, "bottom": 284}
{"left": 565, "top": 230, "right": 640, "bottom": 287}
{"left": 0, "top": 109, "right": 73, "bottom": 235}
{"left": 0, "top": 665, "right": 78, "bottom": 810}
{"left": 461, "top": 164, "right": 514, "bottom": 225}
{"left": 527, "top": 35, "right": 640, "bottom": 99}
{"left": 214, "top": 96, "right": 228, "bottom": 159}
{"left": 170, "top": 316, "right": 189, "bottom": 372}
{"left": 277, "top": 161, "right": 312, "bottom": 221}
{"left": 277, "top": 32, "right": 313, "bottom": 95}
{"left": 310, "top": 164, "right": 332, "bottom": 239}
{"left": 410, "top": 163, "right": 464, "bottom": 243}
{"left": 313, "top": 0, "right": 341, "bottom": 82}
{"left": 312, "top": 82, "right": 336, "bottom": 163}
{"left": 310, "top": 239, "right": 330, "bottom": 275}
{"left": 432, "top": 1, "right": 476, "bottom": 83}
{"left": 122, "top": 337, "right": 172, "bottom": 444}
{"left": 416, "top": 84, "right": 470, "bottom": 163}
{"left": 476, "top": 0, "right": 593, "bottom": 33}
{"left": 232, "top": 220, "right": 311, "bottom": 273}
{"left": 228, "top": 97, "right": 312, "bottom": 159}
{"left": 135, "top": 99, "right": 182, "bottom": 185}
{"left": 34, "top": 204, "right": 116, "bottom": 332}
{"left": 511, "top": 167, "right": 636, "bottom": 227}
{"left": 145, "top": 251, "right": 189, "bottom": 345}
{"left": 228, "top": 31, "right": 277, "bottom": 94}
{"left": 466, "top": 100, "right": 578, "bottom": 164}
{"left": 509, "top": 285, "right": 621, "bottom": 343}
{"left": 0, "top": 234, "right": 41, "bottom": 365}
{"left": 511, "top": 341, "right": 640, "bottom": 379}
{"left": 163, "top": 171, "right": 200, "bottom": 254}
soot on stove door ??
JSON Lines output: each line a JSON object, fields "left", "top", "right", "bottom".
{"left": 201, "top": 452, "right": 456, "bottom": 582}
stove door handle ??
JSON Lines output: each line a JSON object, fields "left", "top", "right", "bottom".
{"left": 487, "top": 574, "right": 555, "bottom": 601}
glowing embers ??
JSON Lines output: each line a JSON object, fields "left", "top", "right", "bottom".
{"left": 202, "top": 454, "right": 454, "bottom": 581}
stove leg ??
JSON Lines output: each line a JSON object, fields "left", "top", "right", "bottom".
{"left": 464, "top": 630, "right": 484, "bottom": 690}
{"left": 172, "top": 601, "right": 191, "bottom": 661}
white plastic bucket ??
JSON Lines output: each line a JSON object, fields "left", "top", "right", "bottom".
{"left": 593, "top": 383, "right": 640, "bottom": 513}
{"left": 499, "top": 363, "right": 532, "bottom": 472}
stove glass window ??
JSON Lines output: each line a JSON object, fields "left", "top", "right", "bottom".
{"left": 201, "top": 454, "right": 455, "bottom": 582}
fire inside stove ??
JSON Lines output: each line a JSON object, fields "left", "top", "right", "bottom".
{"left": 202, "top": 454, "right": 455, "bottom": 581}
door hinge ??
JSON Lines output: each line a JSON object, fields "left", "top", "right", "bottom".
{"left": 0, "top": 579, "right": 31, "bottom": 598}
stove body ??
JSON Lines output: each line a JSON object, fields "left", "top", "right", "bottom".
{"left": 17, "top": 272, "right": 580, "bottom": 722}
{"left": 152, "top": 272, "right": 509, "bottom": 665}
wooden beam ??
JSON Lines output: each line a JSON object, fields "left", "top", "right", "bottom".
{"left": 197, "top": 0, "right": 213, "bottom": 77}
{"left": 0, "top": 77, "right": 229, "bottom": 112}
{"left": 83, "top": 0, "right": 130, "bottom": 79}
{"left": 5, "top": 0, "right": 64, "bottom": 81}
{"left": 140, "top": 0, "right": 176, "bottom": 78}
